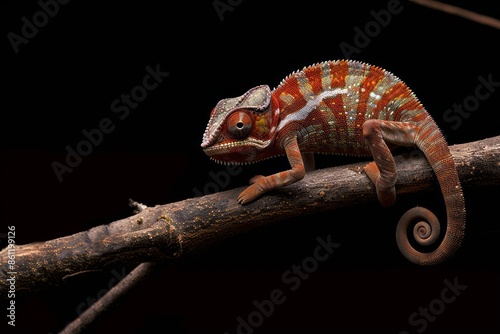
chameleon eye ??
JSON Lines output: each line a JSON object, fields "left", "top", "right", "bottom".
{"left": 227, "top": 111, "right": 252, "bottom": 139}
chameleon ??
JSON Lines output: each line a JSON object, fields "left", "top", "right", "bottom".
{"left": 201, "top": 59, "right": 466, "bottom": 266}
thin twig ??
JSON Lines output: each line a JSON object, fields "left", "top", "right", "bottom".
{"left": 59, "top": 262, "right": 157, "bottom": 334}
{"left": 411, "top": 0, "right": 500, "bottom": 30}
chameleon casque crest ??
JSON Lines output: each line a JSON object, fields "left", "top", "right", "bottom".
{"left": 201, "top": 59, "right": 466, "bottom": 266}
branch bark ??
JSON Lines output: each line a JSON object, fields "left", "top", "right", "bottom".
{"left": 1, "top": 136, "right": 500, "bottom": 298}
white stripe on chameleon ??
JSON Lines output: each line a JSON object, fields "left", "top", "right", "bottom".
{"left": 277, "top": 87, "right": 348, "bottom": 132}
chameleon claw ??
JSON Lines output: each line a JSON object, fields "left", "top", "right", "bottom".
{"left": 237, "top": 189, "right": 254, "bottom": 205}
{"left": 237, "top": 183, "right": 265, "bottom": 205}
{"left": 237, "top": 196, "right": 246, "bottom": 205}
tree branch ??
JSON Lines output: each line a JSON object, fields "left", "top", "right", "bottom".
{"left": 1, "top": 136, "right": 500, "bottom": 298}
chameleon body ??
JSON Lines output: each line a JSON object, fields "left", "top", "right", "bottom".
{"left": 201, "top": 60, "right": 465, "bottom": 265}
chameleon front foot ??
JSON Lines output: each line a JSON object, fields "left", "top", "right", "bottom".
{"left": 237, "top": 175, "right": 268, "bottom": 205}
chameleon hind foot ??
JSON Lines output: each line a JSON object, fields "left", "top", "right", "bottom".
{"left": 364, "top": 161, "right": 396, "bottom": 208}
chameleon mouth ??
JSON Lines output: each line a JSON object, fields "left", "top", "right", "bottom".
{"left": 202, "top": 138, "right": 272, "bottom": 165}
{"left": 203, "top": 138, "right": 271, "bottom": 155}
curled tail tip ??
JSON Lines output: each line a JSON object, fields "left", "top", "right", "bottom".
{"left": 396, "top": 206, "right": 465, "bottom": 266}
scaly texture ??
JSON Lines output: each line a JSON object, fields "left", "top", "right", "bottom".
{"left": 201, "top": 60, "right": 466, "bottom": 265}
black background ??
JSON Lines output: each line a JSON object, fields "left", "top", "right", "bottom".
{"left": 2, "top": 0, "right": 500, "bottom": 333}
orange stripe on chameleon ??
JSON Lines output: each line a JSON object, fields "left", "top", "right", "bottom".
{"left": 275, "top": 75, "right": 308, "bottom": 116}
{"left": 374, "top": 81, "right": 409, "bottom": 120}
{"left": 303, "top": 65, "right": 324, "bottom": 95}
{"left": 329, "top": 60, "right": 349, "bottom": 89}
{"left": 392, "top": 97, "right": 425, "bottom": 121}
{"left": 359, "top": 66, "right": 388, "bottom": 111}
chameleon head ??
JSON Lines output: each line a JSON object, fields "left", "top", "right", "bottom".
{"left": 201, "top": 85, "right": 280, "bottom": 164}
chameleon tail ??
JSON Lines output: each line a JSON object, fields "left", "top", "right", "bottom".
{"left": 396, "top": 118, "right": 466, "bottom": 265}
